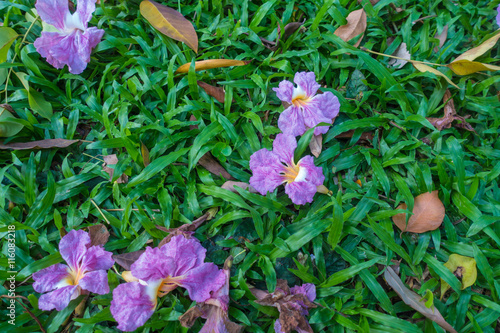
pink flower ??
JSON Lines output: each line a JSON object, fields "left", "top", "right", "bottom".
{"left": 249, "top": 134, "right": 326, "bottom": 205}
{"left": 273, "top": 72, "right": 340, "bottom": 136}
{"left": 32, "top": 230, "right": 114, "bottom": 311}
{"left": 34, "top": 0, "right": 104, "bottom": 74}
{"left": 110, "top": 235, "right": 226, "bottom": 332}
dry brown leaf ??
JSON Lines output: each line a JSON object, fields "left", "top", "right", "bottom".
{"left": 140, "top": 141, "right": 150, "bottom": 167}
{"left": 198, "top": 152, "right": 233, "bottom": 179}
{"left": 334, "top": 9, "right": 367, "bottom": 46}
{"left": 113, "top": 251, "right": 145, "bottom": 270}
{"left": 140, "top": 0, "right": 198, "bottom": 53}
{"left": 388, "top": 42, "right": 411, "bottom": 69}
{"left": 221, "top": 181, "right": 257, "bottom": 193}
{"left": 309, "top": 134, "right": 322, "bottom": 158}
{"left": 384, "top": 266, "right": 458, "bottom": 333}
{"left": 433, "top": 25, "right": 448, "bottom": 52}
{"left": 175, "top": 59, "right": 250, "bottom": 74}
{"left": 88, "top": 224, "right": 110, "bottom": 247}
{"left": 0, "top": 139, "right": 79, "bottom": 150}
{"left": 102, "top": 154, "right": 129, "bottom": 184}
{"left": 335, "top": 130, "right": 374, "bottom": 142}
{"left": 197, "top": 81, "right": 226, "bottom": 103}
{"left": 426, "top": 90, "right": 475, "bottom": 132}
{"left": 392, "top": 190, "right": 445, "bottom": 233}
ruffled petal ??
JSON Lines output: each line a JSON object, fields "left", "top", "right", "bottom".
{"left": 34, "top": 32, "right": 67, "bottom": 69}
{"left": 38, "top": 285, "right": 78, "bottom": 311}
{"left": 249, "top": 149, "right": 285, "bottom": 195}
{"left": 278, "top": 106, "right": 306, "bottom": 136}
{"left": 110, "top": 282, "right": 156, "bottom": 332}
{"left": 82, "top": 26, "right": 105, "bottom": 51}
{"left": 181, "top": 263, "right": 226, "bottom": 303}
{"left": 80, "top": 245, "right": 114, "bottom": 272}
{"left": 131, "top": 247, "right": 175, "bottom": 282}
{"left": 290, "top": 283, "right": 316, "bottom": 302}
{"left": 35, "top": 0, "right": 68, "bottom": 31}
{"left": 294, "top": 72, "right": 320, "bottom": 98}
{"left": 58, "top": 229, "right": 90, "bottom": 271}
{"left": 301, "top": 101, "right": 334, "bottom": 136}
{"left": 497, "top": 6, "right": 500, "bottom": 27}
{"left": 273, "top": 80, "right": 294, "bottom": 103}
{"left": 315, "top": 91, "right": 340, "bottom": 120}
{"left": 284, "top": 181, "right": 317, "bottom": 205}
{"left": 272, "top": 134, "right": 297, "bottom": 165}
{"left": 78, "top": 270, "right": 109, "bottom": 294}
{"left": 274, "top": 319, "right": 285, "bottom": 333}
{"left": 160, "top": 235, "right": 207, "bottom": 276}
{"left": 32, "top": 263, "right": 70, "bottom": 293}
{"left": 297, "top": 156, "right": 325, "bottom": 187}
{"left": 76, "top": 0, "right": 97, "bottom": 28}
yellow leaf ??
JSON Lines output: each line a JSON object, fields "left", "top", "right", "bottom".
{"left": 440, "top": 254, "right": 477, "bottom": 298}
{"left": 453, "top": 31, "right": 500, "bottom": 62}
{"left": 175, "top": 59, "right": 250, "bottom": 74}
{"left": 412, "top": 63, "right": 459, "bottom": 89}
{"left": 446, "top": 59, "right": 500, "bottom": 76}
{"left": 140, "top": 0, "right": 198, "bottom": 53}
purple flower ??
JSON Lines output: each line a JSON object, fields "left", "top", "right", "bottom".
{"left": 249, "top": 133, "right": 326, "bottom": 205}
{"left": 34, "top": 0, "right": 104, "bottom": 74}
{"left": 273, "top": 72, "right": 340, "bottom": 136}
{"left": 179, "top": 256, "right": 244, "bottom": 333}
{"left": 32, "top": 229, "right": 114, "bottom": 311}
{"left": 251, "top": 280, "right": 316, "bottom": 333}
{"left": 497, "top": 6, "right": 500, "bottom": 27}
{"left": 110, "top": 235, "right": 226, "bottom": 332}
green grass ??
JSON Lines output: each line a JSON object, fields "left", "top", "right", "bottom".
{"left": 1, "top": 0, "right": 500, "bottom": 332}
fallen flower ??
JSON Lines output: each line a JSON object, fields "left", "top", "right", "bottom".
{"left": 179, "top": 256, "right": 243, "bottom": 333}
{"left": 110, "top": 235, "right": 226, "bottom": 332}
{"left": 251, "top": 279, "right": 316, "bottom": 333}
{"left": 249, "top": 134, "right": 326, "bottom": 205}
{"left": 274, "top": 72, "right": 340, "bottom": 136}
{"left": 34, "top": 0, "right": 104, "bottom": 74}
{"left": 32, "top": 229, "right": 114, "bottom": 311}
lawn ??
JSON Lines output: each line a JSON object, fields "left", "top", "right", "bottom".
{"left": 1, "top": 0, "right": 500, "bottom": 332}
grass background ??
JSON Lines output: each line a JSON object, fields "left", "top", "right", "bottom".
{"left": 1, "top": 0, "right": 500, "bottom": 332}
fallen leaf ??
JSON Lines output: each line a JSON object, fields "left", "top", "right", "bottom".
{"left": 0, "top": 106, "right": 24, "bottom": 137}
{"left": 412, "top": 63, "right": 459, "bottom": 89}
{"left": 102, "top": 154, "right": 129, "bottom": 184}
{"left": 88, "top": 224, "right": 109, "bottom": 247}
{"left": 0, "top": 138, "right": 79, "bottom": 150}
{"left": 175, "top": 59, "right": 250, "bottom": 74}
{"left": 140, "top": 141, "right": 150, "bottom": 167}
{"left": 427, "top": 89, "right": 475, "bottom": 132}
{"left": 447, "top": 30, "right": 500, "bottom": 75}
{"left": 309, "top": 134, "right": 322, "bottom": 158}
{"left": 197, "top": 81, "right": 225, "bottom": 103}
{"left": 198, "top": 152, "right": 233, "bottom": 179}
{"left": 384, "top": 266, "right": 458, "bottom": 333}
{"left": 282, "top": 21, "right": 305, "bottom": 42}
{"left": 434, "top": 25, "right": 448, "bottom": 52}
{"left": 388, "top": 42, "right": 411, "bottom": 69}
{"left": 140, "top": 0, "right": 198, "bottom": 53}
{"left": 113, "top": 250, "right": 145, "bottom": 270}
{"left": 221, "top": 181, "right": 257, "bottom": 193}
{"left": 335, "top": 130, "right": 374, "bottom": 141}
{"left": 334, "top": 9, "right": 367, "bottom": 47}
{"left": 392, "top": 190, "right": 445, "bottom": 233}
{"left": 156, "top": 208, "right": 218, "bottom": 247}
{"left": 440, "top": 254, "right": 477, "bottom": 297}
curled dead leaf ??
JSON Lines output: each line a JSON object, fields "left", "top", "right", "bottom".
{"left": 334, "top": 9, "right": 367, "bottom": 47}
{"left": 388, "top": 42, "right": 411, "bottom": 69}
{"left": 175, "top": 59, "right": 250, "bottom": 74}
{"left": 426, "top": 90, "right": 475, "bottom": 132}
{"left": 113, "top": 250, "right": 145, "bottom": 270}
{"left": 392, "top": 190, "right": 445, "bottom": 233}
{"left": 197, "top": 81, "right": 226, "bottom": 103}
{"left": 198, "top": 152, "right": 233, "bottom": 179}
{"left": 0, "top": 139, "right": 79, "bottom": 150}
{"left": 88, "top": 224, "right": 110, "bottom": 247}
{"left": 309, "top": 134, "right": 322, "bottom": 158}
{"left": 102, "top": 154, "right": 129, "bottom": 184}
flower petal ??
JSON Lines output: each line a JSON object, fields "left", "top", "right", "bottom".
{"left": 131, "top": 246, "right": 175, "bottom": 282}
{"left": 497, "top": 6, "right": 500, "bottom": 27}
{"left": 35, "top": 0, "right": 69, "bottom": 31}
{"left": 76, "top": 0, "right": 97, "bottom": 29}
{"left": 278, "top": 106, "right": 306, "bottom": 137}
{"left": 294, "top": 72, "right": 320, "bottom": 97}
{"left": 273, "top": 80, "right": 294, "bottom": 103}
{"left": 34, "top": 32, "right": 67, "bottom": 70}
{"left": 80, "top": 245, "right": 114, "bottom": 272}
{"left": 297, "top": 156, "right": 325, "bottom": 187}
{"left": 315, "top": 91, "right": 340, "bottom": 120}
{"left": 181, "top": 263, "right": 226, "bottom": 303}
{"left": 79, "top": 270, "right": 109, "bottom": 294}
{"left": 290, "top": 283, "right": 316, "bottom": 302}
{"left": 285, "top": 181, "right": 317, "bottom": 205}
{"left": 160, "top": 235, "right": 207, "bottom": 276}
{"left": 32, "top": 263, "right": 70, "bottom": 293}
{"left": 272, "top": 134, "right": 297, "bottom": 165}
{"left": 59, "top": 229, "right": 90, "bottom": 271}
{"left": 249, "top": 149, "right": 284, "bottom": 195}
{"left": 110, "top": 282, "right": 156, "bottom": 332}
{"left": 301, "top": 102, "right": 334, "bottom": 136}
{"left": 38, "top": 285, "right": 78, "bottom": 311}
{"left": 274, "top": 319, "right": 285, "bottom": 333}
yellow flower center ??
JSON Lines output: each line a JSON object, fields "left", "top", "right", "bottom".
{"left": 282, "top": 163, "right": 307, "bottom": 184}
{"left": 67, "top": 268, "right": 85, "bottom": 285}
